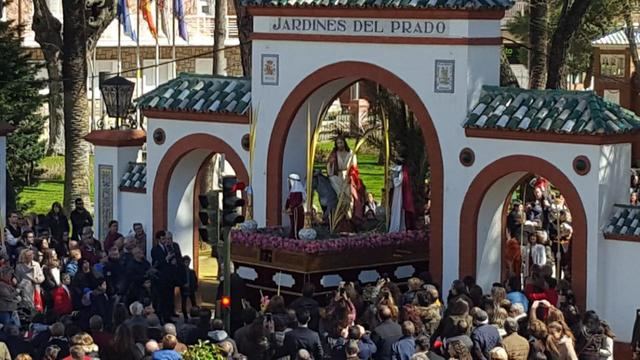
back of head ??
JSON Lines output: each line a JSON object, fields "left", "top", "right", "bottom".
{"left": 163, "top": 323, "right": 177, "bottom": 336}
{"left": 463, "top": 276, "right": 476, "bottom": 289}
{"left": 489, "top": 347, "right": 508, "bottom": 360}
{"left": 218, "top": 341, "right": 234, "bottom": 356}
{"left": 69, "top": 345, "right": 85, "bottom": 360}
{"left": 378, "top": 305, "right": 392, "bottom": 321}
{"left": 89, "top": 315, "right": 103, "bottom": 331}
{"left": 348, "top": 325, "right": 362, "bottom": 340}
{"left": 211, "top": 319, "right": 224, "bottom": 331}
{"left": 145, "top": 340, "right": 159, "bottom": 354}
{"left": 296, "top": 349, "right": 312, "bottom": 360}
{"left": 504, "top": 318, "right": 518, "bottom": 335}
{"left": 50, "top": 322, "right": 65, "bottom": 337}
{"left": 345, "top": 339, "right": 359, "bottom": 356}
{"left": 162, "top": 334, "right": 178, "bottom": 350}
{"left": 241, "top": 307, "right": 258, "bottom": 325}
{"left": 401, "top": 321, "right": 416, "bottom": 337}
{"left": 415, "top": 335, "right": 430, "bottom": 352}
{"left": 129, "top": 301, "right": 144, "bottom": 317}
{"left": 473, "top": 309, "right": 489, "bottom": 325}
{"left": 296, "top": 308, "right": 311, "bottom": 325}
{"left": 529, "top": 319, "right": 548, "bottom": 340}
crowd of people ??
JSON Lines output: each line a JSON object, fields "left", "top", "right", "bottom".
{"left": 0, "top": 198, "right": 616, "bottom": 360}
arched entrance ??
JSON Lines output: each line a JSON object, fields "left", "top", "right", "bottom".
{"left": 265, "top": 61, "right": 444, "bottom": 283}
{"left": 153, "top": 133, "right": 249, "bottom": 266}
{"left": 459, "top": 155, "right": 587, "bottom": 310}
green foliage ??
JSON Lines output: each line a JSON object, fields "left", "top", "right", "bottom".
{"left": 0, "top": 20, "right": 47, "bottom": 206}
{"left": 183, "top": 340, "right": 224, "bottom": 360}
{"left": 506, "top": 0, "right": 626, "bottom": 76}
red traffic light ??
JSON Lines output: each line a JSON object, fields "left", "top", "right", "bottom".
{"left": 232, "top": 182, "right": 246, "bottom": 192}
{"left": 221, "top": 296, "right": 231, "bottom": 309}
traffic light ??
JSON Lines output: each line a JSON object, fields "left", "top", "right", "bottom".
{"left": 222, "top": 176, "right": 245, "bottom": 227}
{"left": 198, "top": 190, "right": 220, "bottom": 244}
{"left": 221, "top": 295, "right": 231, "bottom": 310}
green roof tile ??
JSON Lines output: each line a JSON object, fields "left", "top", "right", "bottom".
{"left": 136, "top": 73, "right": 251, "bottom": 115}
{"left": 464, "top": 86, "right": 640, "bottom": 135}
{"left": 244, "top": 0, "right": 513, "bottom": 9}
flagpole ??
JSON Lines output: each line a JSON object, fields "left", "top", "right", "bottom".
{"left": 136, "top": 0, "right": 142, "bottom": 127}
{"left": 155, "top": 0, "right": 160, "bottom": 87}
{"left": 172, "top": 4, "right": 176, "bottom": 78}
{"left": 118, "top": 18, "right": 122, "bottom": 74}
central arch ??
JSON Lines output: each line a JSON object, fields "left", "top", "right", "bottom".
{"left": 459, "top": 155, "right": 587, "bottom": 310}
{"left": 265, "top": 61, "right": 444, "bottom": 283}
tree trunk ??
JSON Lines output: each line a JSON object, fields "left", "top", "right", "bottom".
{"left": 528, "top": 0, "right": 548, "bottom": 89}
{"left": 62, "top": 0, "right": 91, "bottom": 210}
{"left": 625, "top": 2, "right": 640, "bottom": 90}
{"left": 232, "top": 0, "right": 251, "bottom": 76}
{"left": 213, "top": 0, "right": 227, "bottom": 75}
{"left": 546, "top": 0, "right": 594, "bottom": 89}
{"left": 500, "top": 50, "right": 520, "bottom": 87}
{"left": 46, "top": 55, "right": 65, "bottom": 155}
{"left": 32, "top": 0, "right": 64, "bottom": 155}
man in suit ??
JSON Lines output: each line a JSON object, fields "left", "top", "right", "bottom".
{"left": 372, "top": 305, "right": 403, "bottom": 360}
{"left": 281, "top": 308, "right": 323, "bottom": 360}
{"left": 289, "top": 282, "right": 320, "bottom": 331}
{"left": 151, "top": 230, "right": 179, "bottom": 322}
{"left": 70, "top": 198, "right": 93, "bottom": 241}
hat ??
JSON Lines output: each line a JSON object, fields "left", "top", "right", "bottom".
{"left": 289, "top": 173, "right": 301, "bottom": 181}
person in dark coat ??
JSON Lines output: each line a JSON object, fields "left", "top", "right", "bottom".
{"left": 46, "top": 322, "right": 70, "bottom": 360}
{"left": 372, "top": 305, "right": 403, "bottom": 360}
{"left": 179, "top": 255, "right": 198, "bottom": 319}
{"left": 289, "top": 282, "right": 321, "bottom": 332}
{"left": 280, "top": 308, "right": 323, "bottom": 360}
{"left": 150, "top": 231, "right": 178, "bottom": 322}
{"left": 125, "top": 247, "right": 151, "bottom": 300}
{"left": 90, "top": 279, "right": 113, "bottom": 330}
{"left": 70, "top": 199, "right": 93, "bottom": 241}
{"left": 47, "top": 202, "right": 70, "bottom": 243}
{"left": 216, "top": 262, "right": 248, "bottom": 334}
{"left": 471, "top": 309, "right": 501, "bottom": 360}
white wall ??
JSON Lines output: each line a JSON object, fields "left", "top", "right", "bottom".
{"left": 93, "top": 145, "right": 141, "bottom": 240}
{"left": 146, "top": 118, "right": 249, "bottom": 241}
{"left": 596, "top": 144, "right": 635, "bottom": 342}
{"left": 119, "top": 191, "right": 149, "bottom": 237}
{"left": 475, "top": 172, "right": 525, "bottom": 292}
{"left": 0, "top": 136, "right": 6, "bottom": 223}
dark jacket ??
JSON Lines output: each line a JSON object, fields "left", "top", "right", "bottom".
{"left": 0, "top": 281, "right": 19, "bottom": 312}
{"left": 70, "top": 209, "right": 92, "bottom": 241}
{"left": 372, "top": 319, "right": 403, "bottom": 360}
{"left": 282, "top": 326, "right": 323, "bottom": 360}
{"left": 47, "top": 213, "right": 70, "bottom": 242}
{"left": 471, "top": 323, "right": 502, "bottom": 360}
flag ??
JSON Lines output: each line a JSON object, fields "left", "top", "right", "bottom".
{"left": 157, "top": 0, "right": 170, "bottom": 39}
{"left": 140, "top": 0, "right": 158, "bottom": 38}
{"left": 173, "top": 0, "right": 188, "bottom": 41}
{"left": 117, "top": 0, "right": 137, "bottom": 41}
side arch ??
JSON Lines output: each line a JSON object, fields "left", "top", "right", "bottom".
{"left": 459, "top": 155, "right": 587, "bottom": 310}
{"left": 265, "top": 61, "right": 444, "bottom": 283}
{"left": 153, "top": 133, "right": 249, "bottom": 234}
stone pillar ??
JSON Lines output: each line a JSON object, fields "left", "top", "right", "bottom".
{"left": 0, "top": 124, "right": 15, "bottom": 224}
{"left": 85, "top": 129, "right": 146, "bottom": 241}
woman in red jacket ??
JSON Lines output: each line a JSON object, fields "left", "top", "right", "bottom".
{"left": 52, "top": 273, "right": 73, "bottom": 316}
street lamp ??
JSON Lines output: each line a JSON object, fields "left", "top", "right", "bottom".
{"left": 100, "top": 75, "right": 135, "bottom": 129}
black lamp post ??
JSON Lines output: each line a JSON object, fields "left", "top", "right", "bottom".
{"left": 100, "top": 75, "right": 135, "bottom": 129}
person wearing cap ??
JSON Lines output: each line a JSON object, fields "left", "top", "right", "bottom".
{"left": 471, "top": 309, "right": 501, "bottom": 360}
{"left": 285, "top": 173, "right": 306, "bottom": 239}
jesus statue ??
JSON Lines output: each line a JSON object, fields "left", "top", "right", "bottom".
{"left": 326, "top": 135, "right": 365, "bottom": 224}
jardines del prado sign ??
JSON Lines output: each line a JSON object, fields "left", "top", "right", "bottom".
{"left": 254, "top": 16, "right": 452, "bottom": 37}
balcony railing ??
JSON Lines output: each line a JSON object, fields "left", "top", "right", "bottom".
{"left": 184, "top": 14, "right": 238, "bottom": 40}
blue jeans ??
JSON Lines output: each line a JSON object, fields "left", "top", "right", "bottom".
{"left": 0, "top": 311, "right": 20, "bottom": 328}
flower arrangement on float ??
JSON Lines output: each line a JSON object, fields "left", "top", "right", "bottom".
{"left": 230, "top": 229, "right": 427, "bottom": 254}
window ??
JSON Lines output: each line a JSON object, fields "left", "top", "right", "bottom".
{"left": 195, "top": 58, "right": 213, "bottom": 75}
{"left": 143, "top": 59, "right": 175, "bottom": 91}
{"left": 88, "top": 60, "right": 118, "bottom": 99}
{"left": 600, "top": 54, "right": 625, "bottom": 77}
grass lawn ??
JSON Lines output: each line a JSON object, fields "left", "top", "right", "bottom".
{"left": 18, "top": 156, "right": 94, "bottom": 214}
